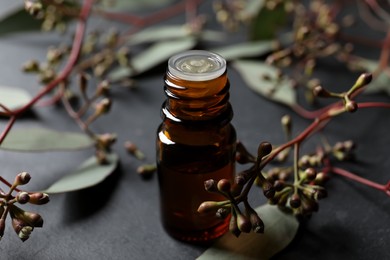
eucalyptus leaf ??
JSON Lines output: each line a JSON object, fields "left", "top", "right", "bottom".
{"left": 211, "top": 40, "right": 276, "bottom": 61}
{"left": 250, "top": 2, "right": 287, "bottom": 40}
{"left": 42, "top": 153, "right": 119, "bottom": 194}
{"left": 239, "top": 0, "right": 266, "bottom": 19}
{"left": 352, "top": 58, "right": 390, "bottom": 95}
{"left": 0, "top": 85, "right": 32, "bottom": 112}
{"left": 232, "top": 60, "right": 297, "bottom": 106}
{"left": 0, "top": 128, "right": 94, "bottom": 152}
{"left": 0, "top": 7, "right": 42, "bottom": 36}
{"left": 197, "top": 204, "right": 299, "bottom": 260}
{"left": 108, "top": 37, "right": 196, "bottom": 82}
{"left": 126, "top": 25, "right": 226, "bottom": 46}
{"left": 103, "top": 0, "right": 176, "bottom": 11}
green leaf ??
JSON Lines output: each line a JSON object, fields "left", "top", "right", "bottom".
{"left": 0, "top": 7, "right": 42, "bottom": 36}
{"left": 352, "top": 58, "right": 390, "bottom": 95}
{"left": 0, "top": 85, "right": 32, "bottom": 112}
{"left": 250, "top": 2, "right": 287, "bottom": 40}
{"left": 108, "top": 37, "right": 196, "bottom": 82}
{"left": 239, "top": 0, "right": 266, "bottom": 19}
{"left": 211, "top": 40, "right": 276, "bottom": 61}
{"left": 233, "top": 60, "right": 297, "bottom": 106}
{"left": 42, "top": 153, "right": 119, "bottom": 194}
{"left": 127, "top": 25, "right": 226, "bottom": 45}
{"left": 102, "top": 0, "right": 176, "bottom": 11}
{"left": 197, "top": 204, "right": 299, "bottom": 260}
{"left": 0, "top": 128, "right": 94, "bottom": 152}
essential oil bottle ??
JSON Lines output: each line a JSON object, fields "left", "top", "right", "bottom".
{"left": 156, "top": 50, "right": 236, "bottom": 243}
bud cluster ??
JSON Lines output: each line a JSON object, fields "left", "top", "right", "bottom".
{"left": 0, "top": 172, "right": 49, "bottom": 242}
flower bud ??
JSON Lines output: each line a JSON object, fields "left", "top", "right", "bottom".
{"left": 16, "top": 192, "right": 30, "bottom": 204}
{"left": 313, "top": 85, "right": 331, "bottom": 98}
{"left": 29, "top": 192, "right": 50, "bottom": 205}
{"left": 94, "top": 98, "right": 112, "bottom": 115}
{"left": 304, "top": 168, "right": 317, "bottom": 181}
{"left": 345, "top": 100, "right": 358, "bottom": 113}
{"left": 289, "top": 193, "right": 301, "bottom": 208}
{"left": 237, "top": 212, "right": 252, "bottom": 233}
{"left": 229, "top": 212, "right": 241, "bottom": 238}
{"left": 14, "top": 172, "right": 31, "bottom": 186}
{"left": 245, "top": 205, "right": 264, "bottom": 233}
{"left": 235, "top": 171, "right": 249, "bottom": 186}
{"left": 22, "top": 60, "right": 40, "bottom": 72}
{"left": 257, "top": 142, "right": 272, "bottom": 160}
{"left": 96, "top": 80, "right": 110, "bottom": 97}
{"left": 273, "top": 180, "right": 285, "bottom": 192}
{"left": 216, "top": 208, "right": 230, "bottom": 219}
{"left": 136, "top": 164, "right": 156, "bottom": 179}
{"left": 197, "top": 201, "right": 221, "bottom": 214}
{"left": 97, "top": 133, "right": 117, "bottom": 151}
{"left": 262, "top": 181, "right": 275, "bottom": 199}
{"left": 217, "top": 179, "right": 231, "bottom": 193}
{"left": 125, "top": 141, "right": 145, "bottom": 160}
{"left": 204, "top": 179, "right": 218, "bottom": 192}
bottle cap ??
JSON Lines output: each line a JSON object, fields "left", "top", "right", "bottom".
{"left": 168, "top": 50, "right": 226, "bottom": 81}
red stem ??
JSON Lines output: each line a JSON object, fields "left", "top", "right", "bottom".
{"left": 326, "top": 166, "right": 390, "bottom": 196}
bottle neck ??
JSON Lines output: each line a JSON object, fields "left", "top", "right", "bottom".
{"left": 163, "top": 70, "right": 230, "bottom": 122}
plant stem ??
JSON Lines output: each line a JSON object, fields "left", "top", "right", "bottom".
{"left": 327, "top": 166, "right": 390, "bottom": 196}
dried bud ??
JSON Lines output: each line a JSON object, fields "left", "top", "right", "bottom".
{"left": 229, "top": 212, "right": 241, "bottom": 238}
{"left": 22, "top": 60, "right": 40, "bottom": 72}
{"left": 136, "top": 164, "right": 156, "bottom": 179}
{"left": 23, "top": 211, "right": 44, "bottom": 228}
{"left": 16, "top": 192, "right": 30, "bottom": 204}
{"left": 204, "top": 179, "right": 218, "bottom": 192}
{"left": 245, "top": 205, "right": 264, "bottom": 233}
{"left": 94, "top": 98, "right": 112, "bottom": 115}
{"left": 12, "top": 218, "right": 32, "bottom": 242}
{"left": 29, "top": 192, "right": 50, "bottom": 205}
{"left": 14, "top": 172, "right": 31, "bottom": 186}
{"left": 313, "top": 85, "right": 331, "bottom": 98}
{"left": 257, "top": 142, "right": 272, "bottom": 160}
{"left": 96, "top": 80, "right": 110, "bottom": 96}
{"left": 289, "top": 193, "right": 301, "bottom": 208}
{"left": 97, "top": 133, "right": 117, "bottom": 151}
{"left": 217, "top": 179, "right": 231, "bottom": 193}
{"left": 304, "top": 168, "right": 317, "bottom": 181}
{"left": 197, "top": 201, "right": 221, "bottom": 214}
{"left": 125, "top": 141, "right": 145, "bottom": 160}
{"left": 216, "top": 208, "right": 230, "bottom": 219}
{"left": 345, "top": 100, "right": 358, "bottom": 113}
{"left": 262, "top": 181, "right": 275, "bottom": 199}
{"left": 237, "top": 212, "right": 252, "bottom": 233}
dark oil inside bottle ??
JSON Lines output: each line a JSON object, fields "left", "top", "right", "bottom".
{"left": 157, "top": 118, "right": 236, "bottom": 242}
{"left": 157, "top": 50, "right": 236, "bottom": 243}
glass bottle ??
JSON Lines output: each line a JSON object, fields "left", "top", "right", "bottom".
{"left": 156, "top": 50, "right": 236, "bottom": 243}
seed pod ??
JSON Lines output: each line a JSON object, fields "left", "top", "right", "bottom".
{"left": 237, "top": 212, "right": 252, "bottom": 233}
{"left": 257, "top": 142, "right": 272, "bottom": 160}
{"left": 245, "top": 205, "right": 264, "bottom": 233}
{"left": 204, "top": 179, "right": 218, "bottom": 193}
{"left": 217, "top": 179, "right": 231, "bottom": 193}
{"left": 262, "top": 181, "right": 275, "bottom": 199}
{"left": 216, "top": 208, "right": 230, "bottom": 219}
{"left": 29, "top": 192, "right": 50, "bottom": 205}
{"left": 229, "top": 211, "right": 241, "bottom": 238}
{"left": 289, "top": 193, "right": 301, "bottom": 208}
{"left": 197, "top": 201, "right": 220, "bottom": 214}
{"left": 16, "top": 192, "right": 30, "bottom": 204}
{"left": 14, "top": 172, "right": 31, "bottom": 186}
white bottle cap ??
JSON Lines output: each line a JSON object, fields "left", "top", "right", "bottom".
{"left": 168, "top": 50, "right": 226, "bottom": 81}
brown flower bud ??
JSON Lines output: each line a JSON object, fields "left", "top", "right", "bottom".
{"left": 29, "top": 192, "right": 50, "bottom": 205}
{"left": 262, "top": 181, "right": 275, "bottom": 199}
{"left": 237, "top": 212, "right": 252, "bottom": 233}
{"left": 257, "top": 142, "right": 272, "bottom": 160}
{"left": 290, "top": 193, "right": 301, "bottom": 208}
{"left": 204, "top": 179, "right": 218, "bottom": 192}
{"left": 229, "top": 212, "right": 241, "bottom": 238}
{"left": 97, "top": 133, "right": 117, "bottom": 151}
{"left": 125, "top": 141, "right": 145, "bottom": 160}
{"left": 217, "top": 179, "right": 231, "bottom": 193}
{"left": 197, "top": 201, "right": 221, "bottom": 214}
{"left": 14, "top": 172, "right": 31, "bottom": 186}
{"left": 94, "top": 98, "right": 112, "bottom": 115}
{"left": 16, "top": 192, "right": 30, "bottom": 204}
{"left": 96, "top": 80, "right": 110, "bottom": 97}
{"left": 136, "top": 164, "right": 156, "bottom": 179}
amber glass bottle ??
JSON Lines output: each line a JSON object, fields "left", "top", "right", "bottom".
{"left": 156, "top": 50, "right": 236, "bottom": 243}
